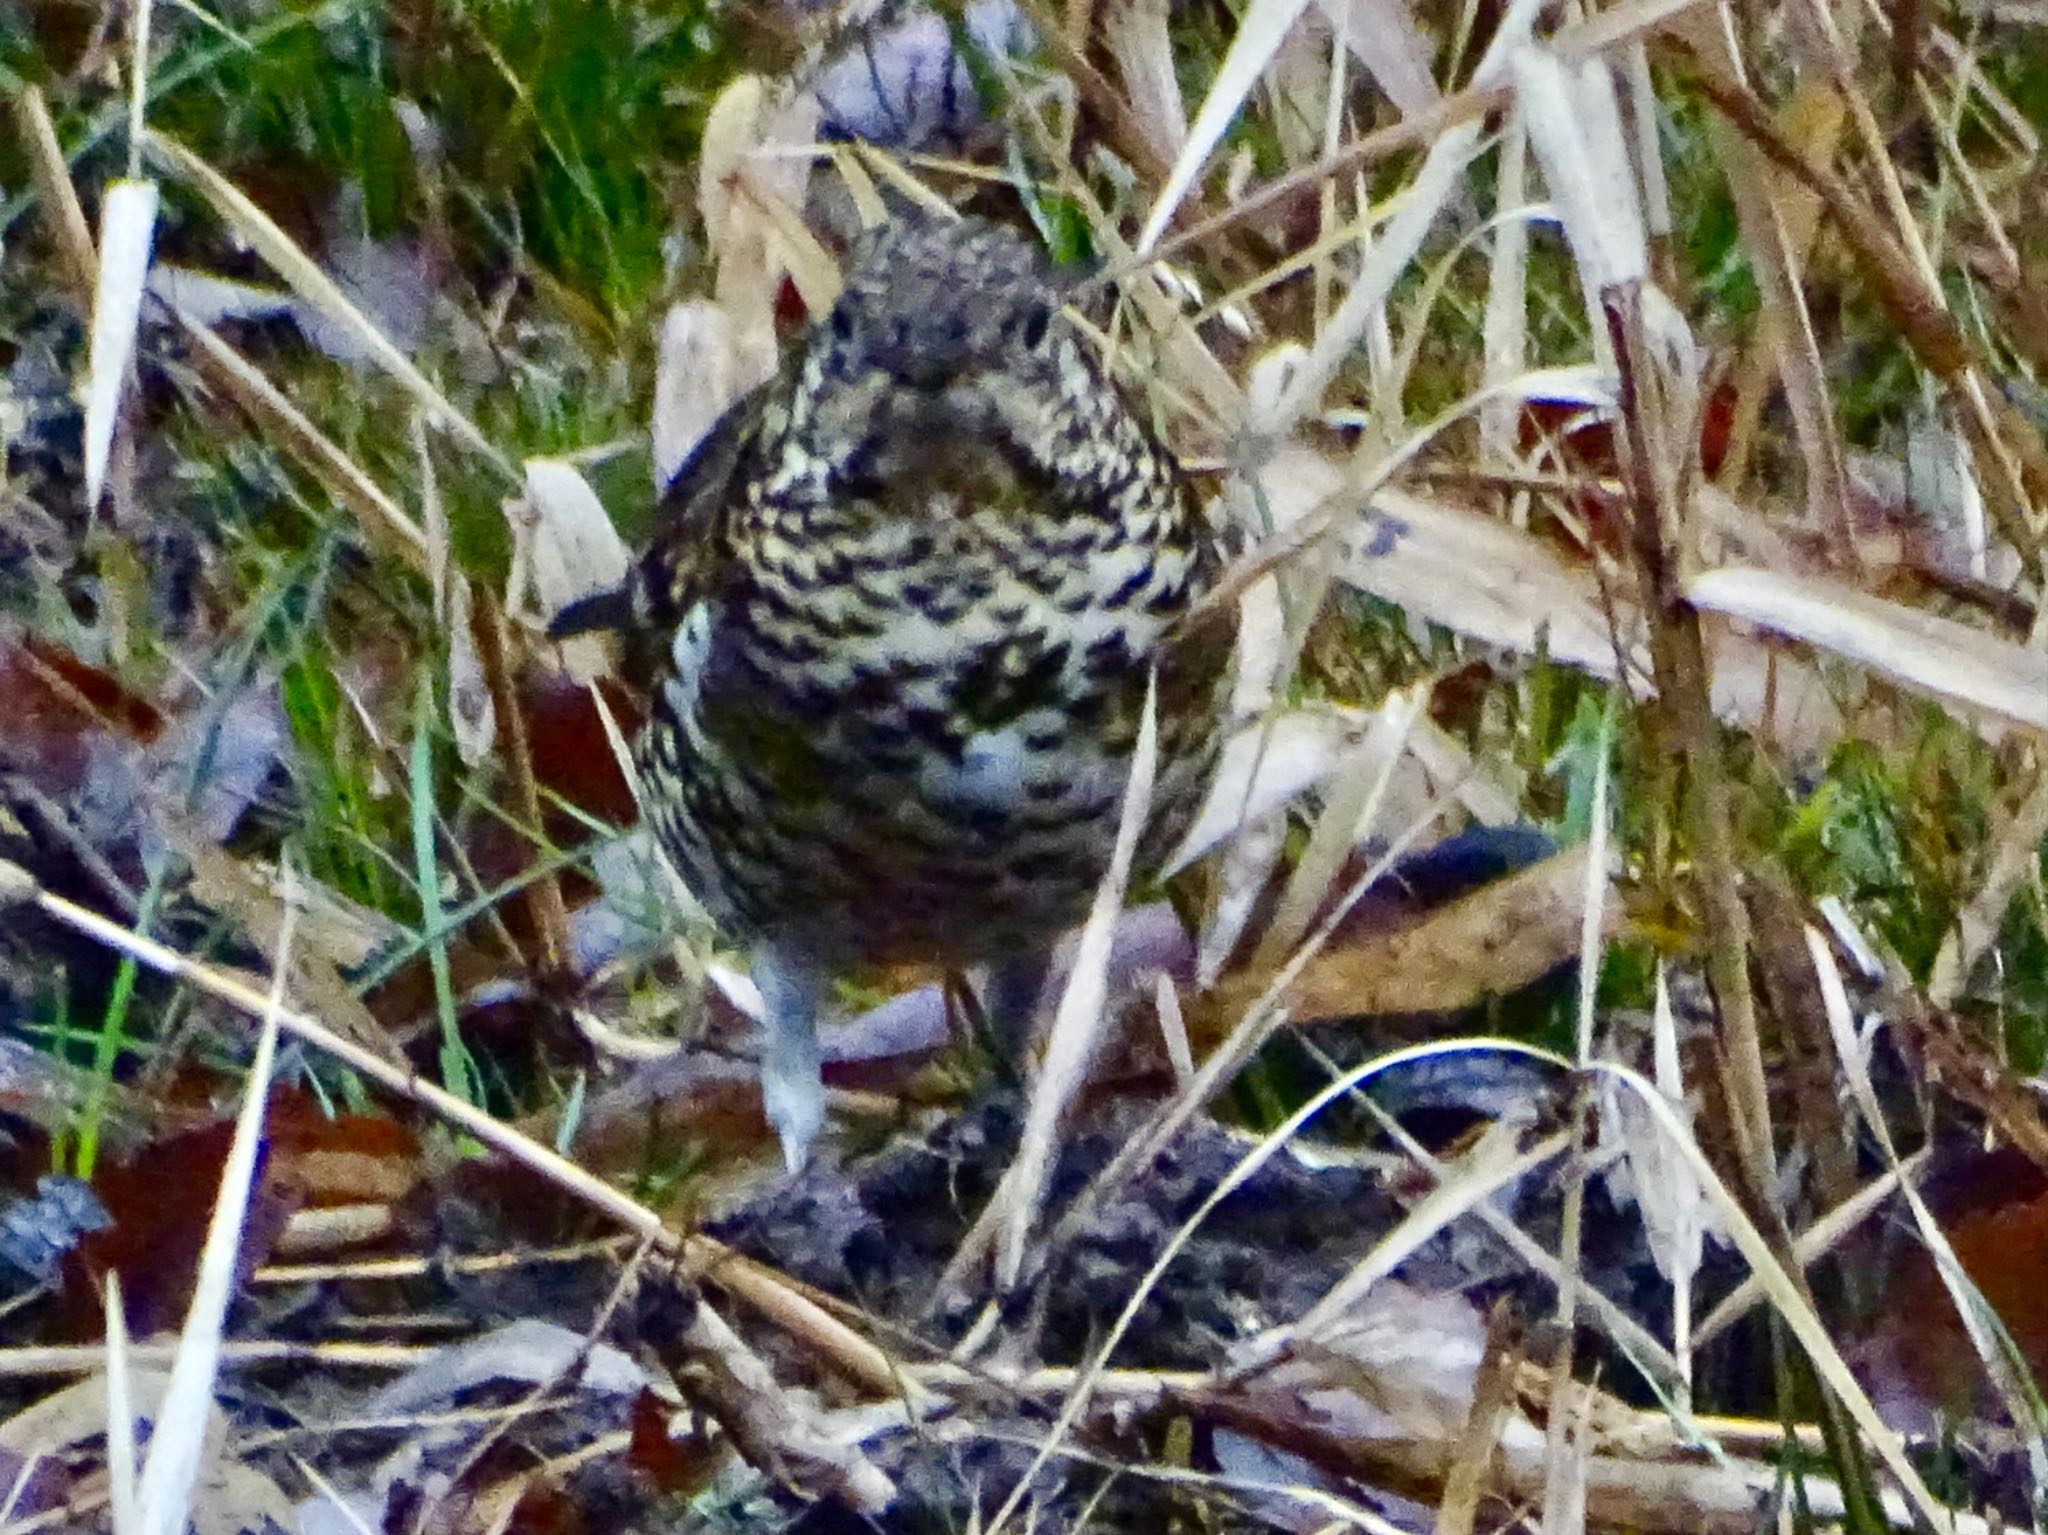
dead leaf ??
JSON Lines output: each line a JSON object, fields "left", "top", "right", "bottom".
{"left": 1204, "top": 841, "right": 1611, "bottom": 1026}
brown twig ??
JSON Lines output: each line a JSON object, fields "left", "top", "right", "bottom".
{"left": 1604, "top": 283, "right": 1774, "bottom": 1209}
{"left": 470, "top": 591, "right": 574, "bottom": 983}
{"left": 637, "top": 1267, "right": 897, "bottom": 1511}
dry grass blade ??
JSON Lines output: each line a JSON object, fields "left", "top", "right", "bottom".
{"left": 1135, "top": 0, "right": 1713, "bottom": 279}
{"left": 1105, "top": 684, "right": 1434, "bottom": 1189}
{"left": 169, "top": 306, "right": 432, "bottom": 574}
{"left": 517, "top": 457, "right": 631, "bottom": 672}
{"left": 1269, "top": 0, "right": 1550, "bottom": 431}
{"left": 1929, "top": 768, "right": 2048, "bottom": 1006}
{"left": 1694, "top": 1155, "right": 1931, "bottom": 1348}
{"left": 1588, "top": 1061, "right": 1957, "bottom": 1535}
{"left": 1540, "top": 1376, "right": 1592, "bottom": 1535}
{"left": 699, "top": 73, "right": 773, "bottom": 250}
{"left": 1435, "top": 1307, "right": 1521, "bottom": 1535}
{"left": 1229, "top": 1125, "right": 1572, "bottom": 1378}
{"left": 292, "top": 1456, "right": 376, "bottom": 1535}
{"left": 143, "top": 131, "right": 512, "bottom": 478}
{"left": 652, "top": 299, "right": 747, "bottom": 487}
{"left": 1806, "top": 929, "right": 2048, "bottom": 1479}
{"left": 1645, "top": 970, "right": 1704, "bottom": 1366}
{"left": 1480, "top": 114, "right": 1531, "bottom": 465}
{"left": 748, "top": 189, "right": 844, "bottom": 320}
{"left": 1542, "top": 729, "right": 1611, "bottom": 1523}
{"left": 1271, "top": 128, "right": 1485, "bottom": 431}
{"left": 171, "top": 832, "right": 406, "bottom": 1064}
{"left": 1671, "top": 9, "right": 1855, "bottom": 541}
{"left": 1573, "top": 727, "right": 1613, "bottom": 1061}
{"left": 14, "top": 87, "right": 97, "bottom": 304}
{"left": 424, "top": 1253, "right": 656, "bottom": 1512}
{"left": 103, "top": 1277, "right": 135, "bottom": 1535}
{"left": 1250, "top": 689, "right": 1424, "bottom": 968}
{"left": 701, "top": 74, "right": 828, "bottom": 363}
{"left": 1686, "top": 565, "right": 2048, "bottom": 732}
{"left": 1679, "top": 54, "right": 2045, "bottom": 560}
{"left": 130, "top": 882, "right": 292, "bottom": 1535}
{"left": 1321, "top": 0, "right": 1438, "bottom": 113}
{"left": 991, "top": 671, "right": 1160, "bottom": 1291}
{"left": 81, "top": 178, "right": 158, "bottom": 510}
{"left": 991, "top": 1038, "right": 1569, "bottom": 1535}
{"left": 1102, "top": 0, "right": 1187, "bottom": 163}
{"left": 1134, "top": 0, "right": 1315, "bottom": 253}
{"left": 1354, "top": 1082, "right": 1686, "bottom": 1396}
{"left": 1512, "top": 43, "right": 1646, "bottom": 295}
{"left": 0, "top": 1340, "right": 427, "bottom": 1380}
{"left": 472, "top": 591, "right": 570, "bottom": 975}
{"left": 1167, "top": 707, "right": 1371, "bottom": 874}
{"left": 641, "top": 1271, "right": 897, "bottom": 1511}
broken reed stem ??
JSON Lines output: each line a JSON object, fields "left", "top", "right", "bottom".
{"left": 1602, "top": 281, "right": 1774, "bottom": 1210}
{"left": 1603, "top": 282, "right": 1888, "bottom": 1535}
{"left": 1436, "top": 1305, "right": 1524, "bottom": 1535}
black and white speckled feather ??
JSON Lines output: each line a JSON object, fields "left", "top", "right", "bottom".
{"left": 567, "top": 216, "right": 1229, "bottom": 1166}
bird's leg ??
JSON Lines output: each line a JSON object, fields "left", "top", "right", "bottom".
{"left": 978, "top": 951, "right": 1052, "bottom": 1077}
{"left": 751, "top": 941, "right": 827, "bottom": 1172}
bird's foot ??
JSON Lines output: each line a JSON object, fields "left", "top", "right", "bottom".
{"left": 752, "top": 942, "right": 826, "bottom": 1174}
{"left": 761, "top": 1055, "right": 826, "bottom": 1174}
{"left": 979, "top": 952, "right": 1051, "bottom": 1076}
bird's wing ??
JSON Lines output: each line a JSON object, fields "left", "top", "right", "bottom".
{"left": 546, "top": 367, "right": 783, "bottom": 647}
{"left": 636, "top": 372, "right": 784, "bottom": 629}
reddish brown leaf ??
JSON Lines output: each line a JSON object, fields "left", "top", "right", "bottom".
{"left": 0, "top": 630, "right": 164, "bottom": 796}
{"left": 61, "top": 1102, "right": 302, "bottom": 1337}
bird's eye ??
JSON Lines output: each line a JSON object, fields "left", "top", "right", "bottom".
{"left": 1016, "top": 303, "right": 1052, "bottom": 348}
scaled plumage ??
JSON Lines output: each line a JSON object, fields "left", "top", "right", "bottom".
{"left": 565, "top": 216, "right": 1229, "bottom": 1167}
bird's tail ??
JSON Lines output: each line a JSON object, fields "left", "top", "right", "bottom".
{"left": 546, "top": 583, "right": 636, "bottom": 640}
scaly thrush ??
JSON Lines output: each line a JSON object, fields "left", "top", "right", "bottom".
{"left": 555, "top": 215, "right": 1230, "bottom": 1168}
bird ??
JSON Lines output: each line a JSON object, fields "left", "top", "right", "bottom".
{"left": 553, "top": 214, "right": 1231, "bottom": 1170}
